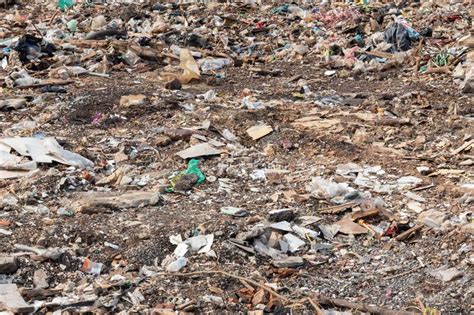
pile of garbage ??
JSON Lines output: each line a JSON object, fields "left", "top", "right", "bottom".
{"left": 0, "top": 0, "right": 472, "bottom": 313}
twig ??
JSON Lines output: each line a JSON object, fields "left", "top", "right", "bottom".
{"left": 395, "top": 224, "right": 423, "bottom": 241}
{"left": 303, "top": 297, "right": 323, "bottom": 315}
{"left": 412, "top": 184, "right": 435, "bottom": 192}
{"left": 87, "top": 72, "right": 110, "bottom": 78}
{"left": 15, "top": 79, "right": 74, "bottom": 89}
{"left": 158, "top": 270, "right": 288, "bottom": 303}
{"left": 319, "top": 202, "right": 355, "bottom": 214}
{"left": 315, "top": 294, "right": 415, "bottom": 315}
{"left": 384, "top": 265, "right": 424, "bottom": 280}
{"left": 416, "top": 296, "right": 426, "bottom": 312}
{"left": 31, "top": 21, "right": 43, "bottom": 39}
{"left": 422, "top": 66, "right": 451, "bottom": 74}
{"left": 160, "top": 269, "right": 416, "bottom": 314}
{"left": 238, "top": 279, "right": 254, "bottom": 291}
{"left": 48, "top": 10, "right": 59, "bottom": 26}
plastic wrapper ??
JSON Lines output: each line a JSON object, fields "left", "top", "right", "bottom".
{"left": 179, "top": 48, "right": 200, "bottom": 84}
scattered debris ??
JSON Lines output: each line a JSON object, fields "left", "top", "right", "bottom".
{"left": 0, "top": 1, "right": 471, "bottom": 313}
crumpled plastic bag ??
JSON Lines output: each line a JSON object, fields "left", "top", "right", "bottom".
{"left": 199, "top": 58, "right": 231, "bottom": 72}
{"left": 14, "top": 34, "right": 56, "bottom": 64}
{"left": 383, "top": 22, "right": 419, "bottom": 52}
{"left": 179, "top": 48, "right": 200, "bottom": 84}
{"left": 161, "top": 48, "right": 201, "bottom": 84}
{"left": 384, "top": 23, "right": 411, "bottom": 51}
{"left": 167, "top": 159, "right": 205, "bottom": 192}
{"left": 306, "top": 176, "right": 354, "bottom": 199}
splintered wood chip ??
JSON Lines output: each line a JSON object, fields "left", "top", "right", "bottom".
{"left": 246, "top": 124, "right": 273, "bottom": 140}
{"left": 291, "top": 118, "right": 340, "bottom": 129}
{"left": 335, "top": 217, "right": 368, "bottom": 235}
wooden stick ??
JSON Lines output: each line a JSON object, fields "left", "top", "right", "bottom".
{"left": 412, "top": 184, "right": 435, "bottom": 192}
{"left": 395, "top": 224, "right": 423, "bottom": 241}
{"left": 15, "top": 80, "right": 74, "bottom": 89}
{"left": 351, "top": 208, "right": 379, "bottom": 221}
{"left": 303, "top": 297, "right": 323, "bottom": 315}
{"left": 423, "top": 66, "right": 451, "bottom": 74}
{"left": 31, "top": 21, "right": 44, "bottom": 39}
{"left": 48, "top": 10, "right": 59, "bottom": 26}
{"left": 158, "top": 270, "right": 288, "bottom": 302}
{"left": 319, "top": 202, "right": 355, "bottom": 214}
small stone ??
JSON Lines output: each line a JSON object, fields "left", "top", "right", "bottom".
{"left": 33, "top": 270, "right": 49, "bottom": 289}
{"left": 0, "top": 256, "right": 18, "bottom": 274}
{"left": 263, "top": 144, "right": 276, "bottom": 157}
{"left": 319, "top": 224, "right": 339, "bottom": 241}
{"left": 429, "top": 267, "right": 463, "bottom": 282}
{"left": 266, "top": 170, "right": 286, "bottom": 184}
{"left": 173, "top": 173, "right": 199, "bottom": 192}
{"left": 119, "top": 94, "right": 147, "bottom": 107}
{"left": 271, "top": 256, "right": 304, "bottom": 268}
{"left": 267, "top": 231, "right": 281, "bottom": 249}
{"left": 42, "top": 218, "right": 55, "bottom": 225}
{"left": 203, "top": 295, "right": 224, "bottom": 305}
{"left": 417, "top": 209, "right": 447, "bottom": 229}
{"left": 397, "top": 176, "right": 423, "bottom": 187}
{"left": 270, "top": 221, "right": 293, "bottom": 232}
{"left": 155, "top": 135, "right": 172, "bottom": 147}
{"left": 220, "top": 206, "right": 248, "bottom": 217}
{"left": 460, "top": 222, "right": 474, "bottom": 235}
{"left": 405, "top": 191, "right": 426, "bottom": 203}
{"left": 268, "top": 209, "right": 296, "bottom": 222}
{"left": 206, "top": 175, "right": 217, "bottom": 183}
{"left": 283, "top": 233, "right": 305, "bottom": 252}
{"left": 165, "top": 78, "right": 182, "bottom": 90}
{"left": 138, "top": 232, "right": 150, "bottom": 240}
{"left": 236, "top": 226, "right": 265, "bottom": 241}
{"left": 416, "top": 166, "right": 431, "bottom": 175}
{"left": 407, "top": 201, "right": 424, "bottom": 213}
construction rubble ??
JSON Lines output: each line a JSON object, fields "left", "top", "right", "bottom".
{"left": 0, "top": 0, "right": 473, "bottom": 313}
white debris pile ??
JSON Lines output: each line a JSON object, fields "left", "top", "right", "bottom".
{"left": 0, "top": 137, "right": 93, "bottom": 179}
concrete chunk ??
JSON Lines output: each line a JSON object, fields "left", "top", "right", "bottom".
{"left": 0, "top": 284, "right": 35, "bottom": 313}
{"left": 271, "top": 256, "right": 304, "bottom": 268}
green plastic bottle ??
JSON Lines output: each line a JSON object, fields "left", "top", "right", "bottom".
{"left": 58, "top": 0, "right": 74, "bottom": 10}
